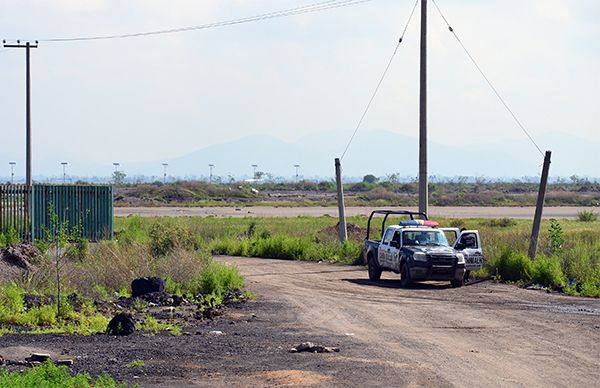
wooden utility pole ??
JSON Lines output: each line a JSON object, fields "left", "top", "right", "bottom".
{"left": 3, "top": 40, "right": 38, "bottom": 186}
{"left": 334, "top": 158, "right": 348, "bottom": 243}
{"left": 418, "top": 0, "right": 428, "bottom": 216}
{"left": 528, "top": 151, "right": 552, "bottom": 259}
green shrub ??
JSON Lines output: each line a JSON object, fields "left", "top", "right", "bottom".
{"left": 199, "top": 260, "right": 244, "bottom": 296}
{"left": 490, "top": 250, "right": 532, "bottom": 282}
{"left": 486, "top": 218, "right": 517, "bottom": 228}
{"left": 0, "top": 360, "right": 123, "bottom": 387}
{"left": 530, "top": 256, "right": 565, "bottom": 288}
{"left": 148, "top": 220, "right": 197, "bottom": 257}
{"left": 548, "top": 219, "right": 564, "bottom": 254}
{"left": 577, "top": 210, "right": 598, "bottom": 222}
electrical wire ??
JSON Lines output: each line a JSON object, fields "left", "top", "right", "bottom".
{"left": 340, "top": 0, "right": 419, "bottom": 160}
{"left": 431, "top": 0, "right": 544, "bottom": 157}
{"left": 22, "top": 0, "right": 372, "bottom": 43}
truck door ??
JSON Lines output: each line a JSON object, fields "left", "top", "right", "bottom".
{"left": 389, "top": 231, "right": 402, "bottom": 272}
{"left": 454, "top": 230, "right": 484, "bottom": 271}
{"left": 378, "top": 228, "right": 395, "bottom": 268}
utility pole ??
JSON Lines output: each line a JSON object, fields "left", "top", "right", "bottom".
{"left": 9, "top": 162, "right": 16, "bottom": 184}
{"left": 294, "top": 164, "right": 300, "bottom": 183}
{"left": 251, "top": 164, "right": 258, "bottom": 180}
{"left": 528, "top": 151, "right": 552, "bottom": 259}
{"left": 208, "top": 164, "right": 214, "bottom": 183}
{"left": 61, "top": 162, "right": 68, "bottom": 184}
{"left": 418, "top": 0, "right": 428, "bottom": 216}
{"left": 334, "top": 158, "right": 348, "bottom": 243}
{"left": 162, "top": 163, "right": 168, "bottom": 184}
{"left": 3, "top": 40, "right": 38, "bottom": 187}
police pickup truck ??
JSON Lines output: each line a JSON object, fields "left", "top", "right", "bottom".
{"left": 363, "top": 210, "right": 484, "bottom": 287}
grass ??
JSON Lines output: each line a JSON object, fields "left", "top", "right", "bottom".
{"left": 124, "top": 360, "right": 145, "bottom": 369}
{"left": 0, "top": 219, "right": 247, "bottom": 335}
{"left": 114, "top": 215, "right": 599, "bottom": 297}
{"left": 0, "top": 361, "right": 125, "bottom": 387}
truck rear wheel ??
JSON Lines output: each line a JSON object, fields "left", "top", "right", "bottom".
{"left": 368, "top": 255, "right": 382, "bottom": 281}
{"left": 399, "top": 264, "right": 412, "bottom": 288}
{"left": 451, "top": 278, "right": 464, "bottom": 288}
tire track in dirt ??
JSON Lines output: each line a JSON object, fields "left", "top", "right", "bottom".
{"left": 220, "top": 256, "right": 600, "bottom": 387}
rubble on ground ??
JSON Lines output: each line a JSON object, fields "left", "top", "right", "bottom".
{"left": 289, "top": 342, "right": 340, "bottom": 353}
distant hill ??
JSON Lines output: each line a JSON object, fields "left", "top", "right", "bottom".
{"left": 2, "top": 130, "right": 598, "bottom": 181}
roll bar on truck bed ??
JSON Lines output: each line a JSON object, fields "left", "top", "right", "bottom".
{"left": 365, "top": 210, "right": 428, "bottom": 241}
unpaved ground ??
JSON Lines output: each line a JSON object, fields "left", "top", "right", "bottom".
{"left": 115, "top": 206, "right": 592, "bottom": 219}
{"left": 1, "top": 257, "right": 599, "bottom": 387}
{"left": 224, "top": 257, "right": 600, "bottom": 387}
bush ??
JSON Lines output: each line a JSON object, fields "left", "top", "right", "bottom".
{"left": 530, "top": 256, "right": 565, "bottom": 288}
{"left": 148, "top": 221, "right": 198, "bottom": 257}
{"left": 577, "top": 210, "right": 598, "bottom": 222}
{"left": 199, "top": 260, "right": 244, "bottom": 296}
{"left": 0, "top": 361, "right": 123, "bottom": 387}
{"left": 491, "top": 250, "right": 532, "bottom": 282}
{"left": 486, "top": 218, "right": 517, "bottom": 228}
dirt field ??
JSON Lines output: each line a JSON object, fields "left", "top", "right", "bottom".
{"left": 115, "top": 206, "right": 591, "bottom": 219}
{"left": 2, "top": 257, "right": 598, "bottom": 387}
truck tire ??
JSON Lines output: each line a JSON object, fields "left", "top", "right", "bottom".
{"left": 399, "top": 263, "right": 412, "bottom": 288}
{"left": 451, "top": 278, "right": 464, "bottom": 288}
{"left": 367, "top": 255, "right": 382, "bottom": 281}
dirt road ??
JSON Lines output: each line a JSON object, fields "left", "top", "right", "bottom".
{"left": 220, "top": 256, "right": 600, "bottom": 387}
{"left": 115, "top": 206, "right": 592, "bottom": 219}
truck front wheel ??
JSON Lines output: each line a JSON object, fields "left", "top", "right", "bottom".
{"left": 368, "top": 255, "right": 382, "bottom": 281}
{"left": 399, "top": 264, "right": 412, "bottom": 288}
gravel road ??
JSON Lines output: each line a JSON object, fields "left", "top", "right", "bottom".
{"left": 115, "top": 206, "right": 594, "bottom": 219}
{"left": 221, "top": 256, "right": 600, "bottom": 387}
{"left": 1, "top": 257, "right": 598, "bottom": 387}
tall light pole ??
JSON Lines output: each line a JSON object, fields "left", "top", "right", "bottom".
{"left": 418, "top": 0, "right": 429, "bottom": 216}
{"left": 3, "top": 40, "right": 38, "bottom": 187}
{"left": 113, "top": 162, "right": 120, "bottom": 173}
{"left": 9, "top": 162, "right": 16, "bottom": 184}
{"left": 251, "top": 164, "right": 258, "bottom": 180}
{"left": 208, "top": 164, "right": 215, "bottom": 183}
{"left": 61, "top": 162, "right": 68, "bottom": 184}
{"left": 162, "top": 163, "right": 168, "bottom": 184}
{"left": 294, "top": 164, "right": 300, "bottom": 183}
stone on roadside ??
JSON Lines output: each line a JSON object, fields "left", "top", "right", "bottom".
{"left": 106, "top": 313, "right": 136, "bottom": 336}
{"left": 131, "top": 277, "right": 165, "bottom": 297}
{"left": 290, "top": 342, "right": 340, "bottom": 353}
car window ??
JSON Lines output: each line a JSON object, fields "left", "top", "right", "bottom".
{"left": 403, "top": 230, "right": 449, "bottom": 246}
{"left": 382, "top": 228, "right": 395, "bottom": 244}
{"left": 459, "top": 233, "right": 478, "bottom": 249}
{"left": 392, "top": 231, "right": 401, "bottom": 245}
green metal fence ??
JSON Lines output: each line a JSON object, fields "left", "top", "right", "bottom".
{"left": 0, "top": 184, "right": 113, "bottom": 242}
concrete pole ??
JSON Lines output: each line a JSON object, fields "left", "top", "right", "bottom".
{"left": 418, "top": 0, "right": 428, "bottom": 216}
{"left": 528, "top": 151, "right": 552, "bottom": 259}
{"left": 25, "top": 42, "right": 32, "bottom": 187}
{"left": 334, "top": 158, "right": 348, "bottom": 243}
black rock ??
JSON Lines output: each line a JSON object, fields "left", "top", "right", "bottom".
{"left": 106, "top": 313, "right": 136, "bottom": 336}
{"left": 131, "top": 277, "right": 165, "bottom": 297}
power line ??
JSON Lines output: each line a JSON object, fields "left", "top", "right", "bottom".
{"left": 340, "top": 0, "right": 419, "bottom": 160}
{"left": 431, "top": 0, "right": 544, "bottom": 157}
{"left": 20, "top": 0, "right": 372, "bottom": 43}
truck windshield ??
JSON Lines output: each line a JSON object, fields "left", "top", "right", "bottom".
{"left": 402, "top": 231, "right": 449, "bottom": 247}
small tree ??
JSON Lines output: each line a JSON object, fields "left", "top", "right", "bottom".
{"left": 45, "top": 205, "right": 81, "bottom": 318}
{"left": 363, "top": 174, "right": 378, "bottom": 184}
{"left": 112, "top": 170, "right": 127, "bottom": 185}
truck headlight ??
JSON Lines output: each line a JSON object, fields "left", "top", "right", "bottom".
{"left": 456, "top": 253, "right": 465, "bottom": 264}
{"left": 413, "top": 252, "right": 427, "bottom": 262}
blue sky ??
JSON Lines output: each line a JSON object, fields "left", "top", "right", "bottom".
{"left": 1, "top": 0, "right": 599, "bottom": 178}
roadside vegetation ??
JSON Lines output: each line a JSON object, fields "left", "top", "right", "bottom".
{"left": 112, "top": 215, "right": 600, "bottom": 298}
{"left": 113, "top": 178, "right": 600, "bottom": 207}
{"left": 0, "top": 361, "right": 124, "bottom": 387}
{"left": 0, "top": 219, "right": 245, "bottom": 336}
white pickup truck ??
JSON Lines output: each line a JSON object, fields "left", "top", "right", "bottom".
{"left": 363, "top": 210, "right": 484, "bottom": 287}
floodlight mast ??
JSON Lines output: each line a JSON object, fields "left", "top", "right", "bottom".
{"left": 9, "top": 162, "right": 16, "bottom": 184}
{"left": 294, "top": 164, "right": 300, "bottom": 182}
{"left": 162, "top": 163, "right": 168, "bottom": 184}
{"left": 251, "top": 164, "right": 258, "bottom": 180}
{"left": 61, "top": 162, "right": 68, "bottom": 184}
{"left": 208, "top": 164, "right": 215, "bottom": 183}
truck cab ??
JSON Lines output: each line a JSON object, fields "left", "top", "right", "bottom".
{"left": 363, "top": 210, "right": 481, "bottom": 288}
